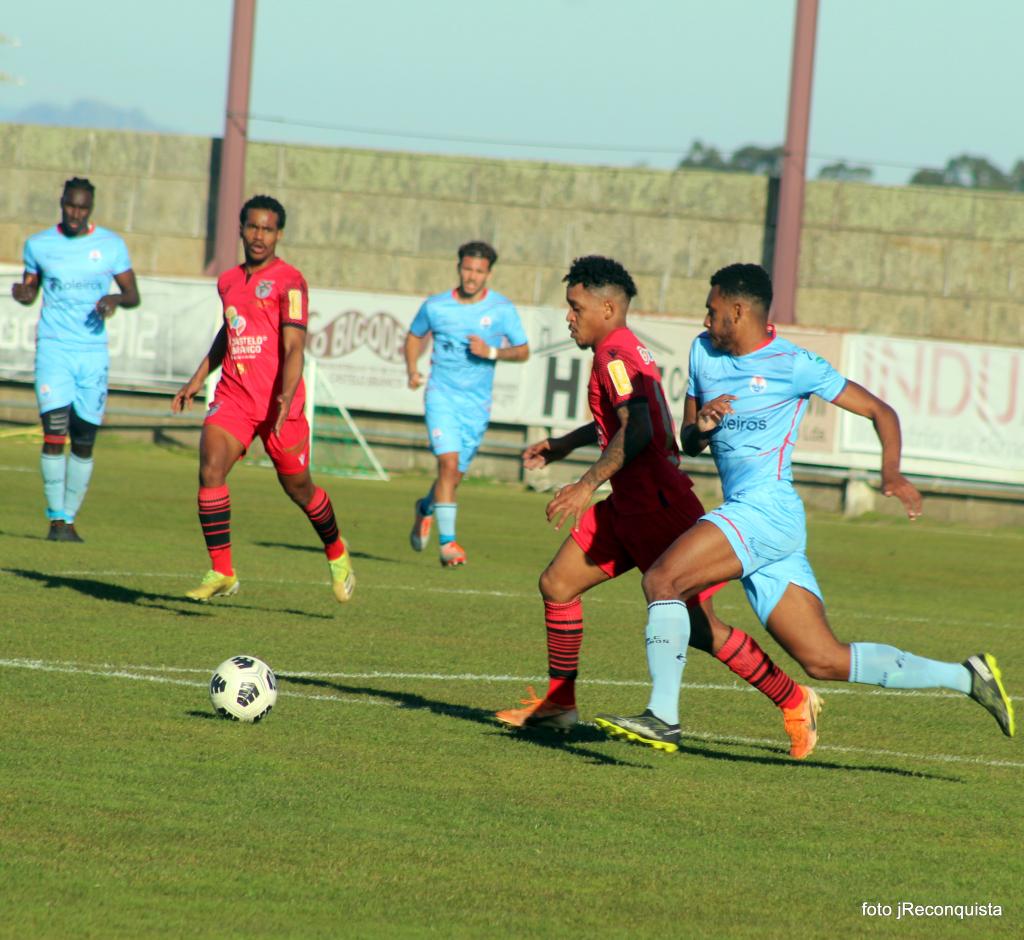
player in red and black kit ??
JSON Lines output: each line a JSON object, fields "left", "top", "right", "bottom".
{"left": 172, "top": 195, "right": 355, "bottom": 603}
{"left": 496, "top": 255, "right": 820, "bottom": 757}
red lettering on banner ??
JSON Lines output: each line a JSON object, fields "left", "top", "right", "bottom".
{"left": 976, "top": 351, "right": 1019, "bottom": 425}
{"left": 928, "top": 347, "right": 971, "bottom": 417}
{"left": 865, "top": 342, "right": 923, "bottom": 412}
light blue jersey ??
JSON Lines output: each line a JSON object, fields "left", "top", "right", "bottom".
{"left": 24, "top": 224, "right": 132, "bottom": 349}
{"left": 409, "top": 289, "right": 527, "bottom": 406}
{"left": 689, "top": 330, "right": 847, "bottom": 623}
{"left": 687, "top": 331, "right": 847, "bottom": 498}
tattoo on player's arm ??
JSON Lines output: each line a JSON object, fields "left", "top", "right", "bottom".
{"left": 580, "top": 403, "right": 642, "bottom": 488}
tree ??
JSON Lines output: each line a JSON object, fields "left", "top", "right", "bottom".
{"left": 910, "top": 153, "right": 1012, "bottom": 190}
{"left": 677, "top": 140, "right": 729, "bottom": 171}
{"left": 677, "top": 140, "right": 784, "bottom": 176}
{"left": 817, "top": 161, "right": 873, "bottom": 182}
{"left": 729, "top": 144, "right": 784, "bottom": 176}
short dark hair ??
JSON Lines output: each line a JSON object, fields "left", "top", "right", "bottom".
{"left": 62, "top": 177, "right": 95, "bottom": 198}
{"left": 458, "top": 240, "right": 497, "bottom": 266}
{"left": 710, "top": 263, "right": 773, "bottom": 311}
{"left": 563, "top": 255, "right": 637, "bottom": 300}
{"left": 240, "top": 194, "right": 286, "bottom": 229}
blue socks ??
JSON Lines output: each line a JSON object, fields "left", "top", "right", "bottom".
{"left": 645, "top": 600, "right": 691, "bottom": 725}
{"left": 419, "top": 484, "right": 436, "bottom": 517}
{"left": 64, "top": 454, "right": 94, "bottom": 524}
{"left": 41, "top": 453, "right": 66, "bottom": 521}
{"left": 435, "top": 503, "right": 457, "bottom": 547}
{"left": 849, "top": 642, "right": 971, "bottom": 693}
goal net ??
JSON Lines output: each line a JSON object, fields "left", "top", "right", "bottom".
{"left": 204, "top": 358, "right": 390, "bottom": 481}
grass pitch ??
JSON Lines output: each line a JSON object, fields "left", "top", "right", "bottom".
{"left": 0, "top": 436, "right": 1021, "bottom": 939}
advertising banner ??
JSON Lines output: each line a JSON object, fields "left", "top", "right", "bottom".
{"left": 3, "top": 262, "right": 1020, "bottom": 484}
{"left": 842, "top": 335, "right": 1024, "bottom": 484}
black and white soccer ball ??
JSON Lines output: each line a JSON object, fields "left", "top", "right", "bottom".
{"left": 209, "top": 655, "right": 277, "bottom": 722}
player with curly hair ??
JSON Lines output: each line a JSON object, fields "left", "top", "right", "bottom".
{"left": 496, "top": 256, "right": 820, "bottom": 757}
{"left": 172, "top": 195, "right": 355, "bottom": 603}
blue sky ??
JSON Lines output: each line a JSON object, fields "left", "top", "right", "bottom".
{"left": 1, "top": 0, "right": 1021, "bottom": 184}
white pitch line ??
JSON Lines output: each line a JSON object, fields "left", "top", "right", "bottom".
{"left": 0, "top": 657, "right": 969, "bottom": 700}
{"left": 1, "top": 657, "right": 1019, "bottom": 770}
{"left": 4, "top": 569, "right": 1017, "bottom": 630}
{"left": 0, "top": 659, "right": 395, "bottom": 707}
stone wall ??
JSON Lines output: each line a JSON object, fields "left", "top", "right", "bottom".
{"left": 2, "top": 123, "right": 1022, "bottom": 345}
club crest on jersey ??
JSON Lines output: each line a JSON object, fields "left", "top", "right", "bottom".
{"left": 749, "top": 375, "right": 767, "bottom": 394}
{"left": 256, "top": 279, "right": 274, "bottom": 299}
{"left": 89, "top": 249, "right": 102, "bottom": 261}
{"left": 479, "top": 316, "right": 493, "bottom": 328}
{"left": 607, "top": 359, "right": 633, "bottom": 396}
{"left": 636, "top": 345, "right": 654, "bottom": 365}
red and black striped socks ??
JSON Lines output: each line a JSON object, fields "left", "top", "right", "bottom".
{"left": 198, "top": 485, "right": 233, "bottom": 575}
{"left": 715, "top": 627, "right": 803, "bottom": 710}
{"left": 304, "top": 486, "right": 344, "bottom": 561}
{"left": 544, "top": 598, "right": 584, "bottom": 707}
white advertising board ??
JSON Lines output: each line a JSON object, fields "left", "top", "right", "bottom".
{"left": 2, "top": 262, "right": 1020, "bottom": 485}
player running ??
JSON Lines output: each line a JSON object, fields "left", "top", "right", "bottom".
{"left": 172, "top": 194, "right": 355, "bottom": 603}
{"left": 404, "top": 241, "right": 529, "bottom": 567}
{"left": 11, "top": 177, "right": 140, "bottom": 542}
{"left": 597, "top": 262, "right": 1014, "bottom": 748}
{"left": 496, "top": 256, "right": 821, "bottom": 758}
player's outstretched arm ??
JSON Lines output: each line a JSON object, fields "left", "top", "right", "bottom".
{"left": 10, "top": 271, "right": 40, "bottom": 306}
{"left": 172, "top": 326, "right": 228, "bottom": 413}
{"left": 96, "top": 269, "right": 141, "bottom": 318}
{"left": 546, "top": 402, "right": 651, "bottom": 531}
{"left": 522, "top": 422, "right": 598, "bottom": 469}
{"left": 831, "top": 380, "right": 922, "bottom": 520}
{"left": 405, "top": 331, "right": 428, "bottom": 389}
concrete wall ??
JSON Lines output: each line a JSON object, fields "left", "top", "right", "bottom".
{"left": 2, "top": 123, "right": 1022, "bottom": 345}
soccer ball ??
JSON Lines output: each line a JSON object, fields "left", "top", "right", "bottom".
{"left": 209, "top": 655, "right": 278, "bottom": 722}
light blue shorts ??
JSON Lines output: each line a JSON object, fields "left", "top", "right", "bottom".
{"left": 35, "top": 342, "right": 109, "bottom": 426}
{"left": 424, "top": 390, "right": 490, "bottom": 473}
{"left": 703, "top": 483, "right": 823, "bottom": 624}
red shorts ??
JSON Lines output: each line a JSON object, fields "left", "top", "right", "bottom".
{"left": 571, "top": 489, "right": 724, "bottom": 605}
{"left": 204, "top": 395, "right": 310, "bottom": 476}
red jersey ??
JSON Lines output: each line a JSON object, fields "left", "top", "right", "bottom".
{"left": 588, "top": 325, "right": 693, "bottom": 515}
{"left": 215, "top": 258, "right": 309, "bottom": 420}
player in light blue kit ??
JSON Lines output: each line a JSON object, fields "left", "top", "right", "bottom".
{"left": 11, "top": 177, "right": 139, "bottom": 542}
{"left": 404, "top": 241, "right": 529, "bottom": 566}
{"left": 597, "top": 263, "right": 1014, "bottom": 749}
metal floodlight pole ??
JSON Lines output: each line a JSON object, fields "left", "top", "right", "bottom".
{"left": 209, "top": 0, "right": 257, "bottom": 276}
{"left": 770, "top": 0, "right": 819, "bottom": 324}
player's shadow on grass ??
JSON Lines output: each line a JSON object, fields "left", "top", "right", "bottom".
{"left": 0, "top": 529, "right": 53, "bottom": 541}
{"left": 253, "top": 541, "right": 398, "bottom": 563}
{"left": 280, "top": 673, "right": 649, "bottom": 768}
{"left": 3, "top": 568, "right": 211, "bottom": 617}
{"left": 674, "top": 737, "right": 960, "bottom": 782}
{"left": 3, "top": 568, "right": 332, "bottom": 621}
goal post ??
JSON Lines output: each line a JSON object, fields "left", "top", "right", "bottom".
{"left": 205, "top": 360, "right": 390, "bottom": 481}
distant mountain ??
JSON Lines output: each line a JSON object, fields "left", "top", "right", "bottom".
{"left": 0, "top": 98, "right": 170, "bottom": 132}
